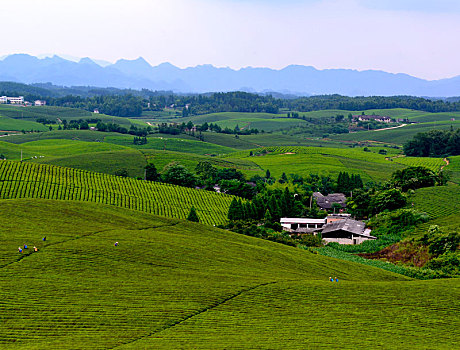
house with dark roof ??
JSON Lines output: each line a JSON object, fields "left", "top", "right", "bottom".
{"left": 321, "top": 218, "right": 376, "bottom": 245}
{"left": 313, "top": 192, "right": 347, "bottom": 211}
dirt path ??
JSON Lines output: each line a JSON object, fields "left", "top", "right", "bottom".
{"left": 441, "top": 157, "right": 450, "bottom": 170}
{"left": 373, "top": 123, "right": 407, "bottom": 132}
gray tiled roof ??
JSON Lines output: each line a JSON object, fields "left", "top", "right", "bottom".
{"left": 321, "top": 218, "right": 366, "bottom": 236}
{"left": 313, "top": 192, "right": 346, "bottom": 209}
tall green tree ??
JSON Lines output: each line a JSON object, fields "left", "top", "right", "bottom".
{"left": 187, "top": 207, "right": 199, "bottom": 222}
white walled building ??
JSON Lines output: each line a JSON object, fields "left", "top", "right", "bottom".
{"left": 34, "top": 100, "right": 46, "bottom": 106}
{"left": 0, "top": 96, "right": 24, "bottom": 104}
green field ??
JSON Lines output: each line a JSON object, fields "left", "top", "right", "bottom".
{"left": 330, "top": 120, "right": 460, "bottom": 144}
{"left": 142, "top": 149, "right": 260, "bottom": 174}
{"left": 0, "top": 115, "right": 48, "bottom": 132}
{"left": 0, "top": 199, "right": 458, "bottom": 349}
{"left": 446, "top": 155, "right": 460, "bottom": 184}
{"left": 0, "top": 105, "right": 146, "bottom": 128}
{"left": 222, "top": 146, "right": 448, "bottom": 182}
{"left": 0, "top": 161, "right": 234, "bottom": 225}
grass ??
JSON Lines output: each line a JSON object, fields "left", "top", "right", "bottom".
{"left": 105, "top": 134, "right": 236, "bottom": 155}
{"left": 142, "top": 149, "right": 260, "bottom": 174}
{"left": 0, "top": 199, "right": 458, "bottom": 349}
{"left": 446, "top": 155, "right": 460, "bottom": 184}
{"left": 1, "top": 130, "right": 111, "bottom": 144}
{"left": 0, "top": 161, "right": 234, "bottom": 226}
{"left": 33, "top": 149, "right": 147, "bottom": 178}
{"left": 0, "top": 115, "right": 48, "bottom": 132}
{"left": 223, "top": 146, "right": 408, "bottom": 182}
{"left": 0, "top": 139, "right": 127, "bottom": 161}
{"left": 330, "top": 120, "right": 460, "bottom": 145}
{"left": 0, "top": 104, "right": 142, "bottom": 127}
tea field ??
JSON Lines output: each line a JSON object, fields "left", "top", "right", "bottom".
{"left": 0, "top": 199, "right": 458, "bottom": 349}
{"left": 0, "top": 161, "right": 234, "bottom": 225}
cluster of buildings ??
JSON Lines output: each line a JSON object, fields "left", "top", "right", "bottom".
{"left": 280, "top": 192, "right": 376, "bottom": 245}
{"left": 353, "top": 115, "right": 393, "bottom": 123}
{"left": 0, "top": 96, "right": 46, "bottom": 106}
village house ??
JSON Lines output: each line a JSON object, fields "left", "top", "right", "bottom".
{"left": 353, "top": 115, "right": 392, "bottom": 123}
{"left": 321, "top": 218, "right": 376, "bottom": 245}
{"left": 280, "top": 215, "right": 375, "bottom": 245}
{"left": 313, "top": 192, "right": 347, "bottom": 212}
{"left": 281, "top": 218, "right": 326, "bottom": 234}
{"left": 34, "top": 100, "right": 46, "bottom": 106}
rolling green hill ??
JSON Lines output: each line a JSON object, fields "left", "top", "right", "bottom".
{"left": 0, "top": 115, "right": 48, "bottom": 132}
{"left": 222, "top": 146, "right": 446, "bottom": 182}
{"left": 330, "top": 120, "right": 460, "bottom": 144}
{"left": 0, "top": 161, "right": 234, "bottom": 226}
{"left": 0, "top": 199, "right": 458, "bottom": 349}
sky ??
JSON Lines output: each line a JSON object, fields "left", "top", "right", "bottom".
{"left": 0, "top": 0, "right": 459, "bottom": 80}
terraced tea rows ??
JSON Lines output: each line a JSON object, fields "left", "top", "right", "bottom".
{"left": 0, "top": 161, "right": 233, "bottom": 225}
{"left": 1, "top": 199, "right": 458, "bottom": 349}
{"left": 392, "top": 156, "right": 445, "bottom": 172}
{"left": 411, "top": 185, "right": 460, "bottom": 220}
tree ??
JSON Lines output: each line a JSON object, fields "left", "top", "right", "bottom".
{"left": 195, "top": 161, "right": 217, "bottom": 181}
{"left": 187, "top": 206, "right": 199, "bottom": 222}
{"left": 145, "top": 163, "right": 159, "bottom": 181}
{"left": 265, "top": 169, "right": 271, "bottom": 179}
{"left": 228, "top": 197, "right": 243, "bottom": 221}
{"left": 114, "top": 168, "right": 129, "bottom": 177}
{"left": 162, "top": 163, "right": 196, "bottom": 187}
{"left": 370, "top": 189, "right": 407, "bottom": 215}
{"left": 391, "top": 166, "right": 437, "bottom": 191}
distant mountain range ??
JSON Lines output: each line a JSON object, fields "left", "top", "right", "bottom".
{"left": 0, "top": 54, "right": 459, "bottom": 97}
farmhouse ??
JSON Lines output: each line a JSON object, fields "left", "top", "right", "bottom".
{"left": 353, "top": 115, "right": 392, "bottom": 123}
{"left": 34, "top": 100, "right": 46, "bottom": 106}
{"left": 321, "top": 218, "right": 376, "bottom": 245}
{"left": 280, "top": 215, "right": 374, "bottom": 245}
{"left": 281, "top": 217, "right": 326, "bottom": 233}
{"left": 313, "top": 192, "right": 347, "bottom": 211}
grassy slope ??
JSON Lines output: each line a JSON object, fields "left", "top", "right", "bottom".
{"left": 446, "top": 155, "right": 460, "bottom": 184}
{"left": 223, "top": 146, "right": 446, "bottom": 183}
{"left": 0, "top": 199, "right": 458, "bottom": 349}
{"left": 409, "top": 185, "right": 460, "bottom": 237}
{"left": 142, "top": 149, "right": 260, "bottom": 173}
{"left": 0, "top": 105, "right": 141, "bottom": 127}
{"left": 0, "top": 115, "right": 48, "bottom": 132}
{"left": 330, "top": 120, "right": 460, "bottom": 144}
{"left": 0, "top": 161, "right": 233, "bottom": 226}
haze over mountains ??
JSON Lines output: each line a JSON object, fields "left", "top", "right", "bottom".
{"left": 0, "top": 54, "right": 459, "bottom": 97}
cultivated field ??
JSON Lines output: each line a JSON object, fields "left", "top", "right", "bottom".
{"left": 0, "top": 161, "right": 234, "bottom": 225}
{"left": 0, "top": 199, "right": 458, "bottom": 349}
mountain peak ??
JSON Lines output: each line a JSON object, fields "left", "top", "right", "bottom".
{"left": 79, "top": 57, "right": 97, "bottom": 65}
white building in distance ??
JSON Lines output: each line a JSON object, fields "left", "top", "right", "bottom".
{"left": 0, "top": 96, "right": 24, "bottom": 104}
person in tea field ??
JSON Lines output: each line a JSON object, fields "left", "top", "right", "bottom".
{"left": 18, "top": 247, "right": 22, "bottom": 253}
{"left": 34, "top": 246, "right": 38, "bottom": 252}
{"left": 335, "top": 277, "right": 339, "bottom": 282}
{"left": 114, "top": 241, "right": 118, "bottom": 247}
{"left": 329, "top": 277, "right": 333, "bottom": 282}
{"left": 24, "top": 244, "right": 28, "bottom": 249}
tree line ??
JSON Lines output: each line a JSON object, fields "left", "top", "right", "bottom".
{"left": 404, "top": 128, "right": 460, "bottom": 157}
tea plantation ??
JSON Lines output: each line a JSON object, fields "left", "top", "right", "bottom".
{"left": 0, "top": 199, "right": 458, "bottom": 349}
{"left": 0, "top": 161, "right": 233, "bottom": 225}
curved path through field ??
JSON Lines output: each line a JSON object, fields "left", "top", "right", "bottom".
{"left": 441, "top": 157, "right": 450, "bottom": 170}
{"left": 373, "top": 123, "right": 407, "bottom": 132}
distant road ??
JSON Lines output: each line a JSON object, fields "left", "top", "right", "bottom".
{"left": 374, "top": 124, "right": 407, "bottom": 131}
{"left": 373, "top": 124, "right": 407, "bottom": 132}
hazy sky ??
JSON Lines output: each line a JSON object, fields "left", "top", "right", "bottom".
{"left": 1, "top": 0, "right": 459, "bottom": 80}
